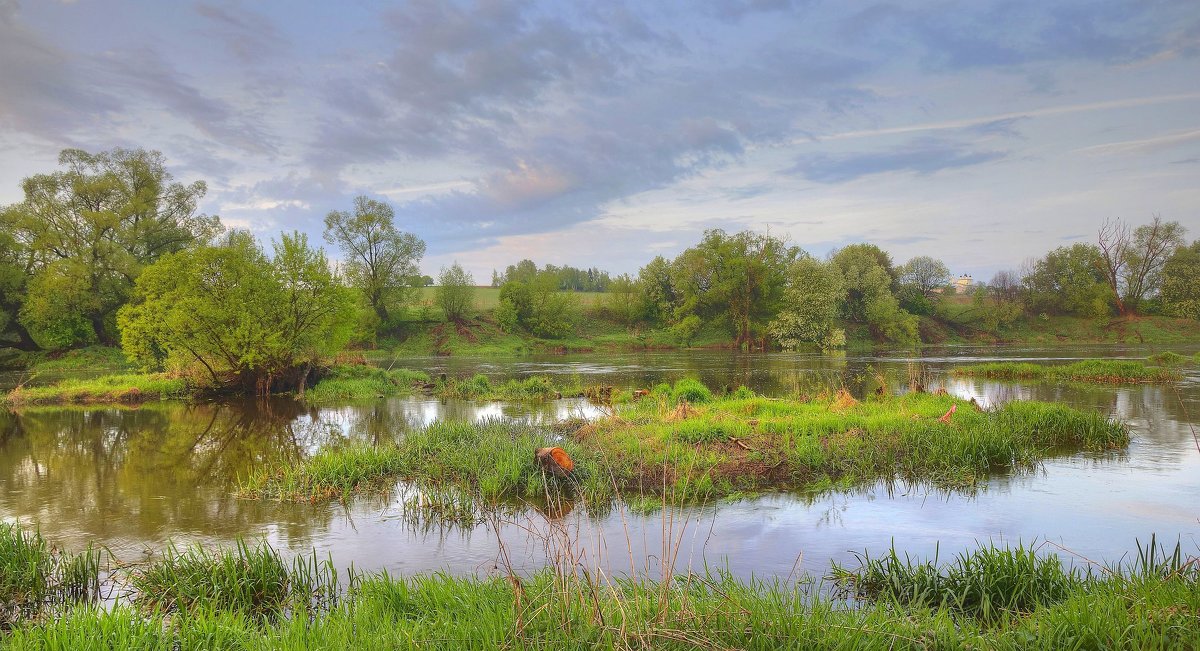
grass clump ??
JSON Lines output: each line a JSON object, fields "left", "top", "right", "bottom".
{"left": 435, "top": 374, "right": 583, "bottom": 401}
{"left": 304, "top": 365, "right": 429, "bottom": 403}
{"left": 669, "top": 377, "right": 713, "bottom": 404}
{"left": 21, "top": 345, "right": 133, "bottom": 373}
{"left": 130, "top": 539, "right": 337, "bottom": 619}
{"left": 1, "top": 523, "right": 100, "bottom": 625}
{"left": 3, "top": 373, "right": 190, "bottom": 406}
{"left": 952, "top": 359, "right": 1182, "bottom": 384}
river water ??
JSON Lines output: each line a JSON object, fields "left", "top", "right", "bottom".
{"left": 1, "top": 345, "right": 1197, "bottom": 580}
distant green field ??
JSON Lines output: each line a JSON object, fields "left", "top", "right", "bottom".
{"left": 417, "top": 287, "right": 612, "bottom": 309}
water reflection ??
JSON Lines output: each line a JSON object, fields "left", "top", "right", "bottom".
{"left": 0, "top": 345, "right": 1197, "bottom": 580}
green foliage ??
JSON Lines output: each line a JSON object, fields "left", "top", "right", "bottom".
{"left": 770, "top": 257, "right": 846, "bottom": 349}
{"left": 1160, "top": 240, "right": 1200, "bottom": 319}
{"left": 118, "top": 231, "right": 355, "bottom": 392}
{"left": 323, "top": 195, "right": 425, "bottom": 327}
{"left": 831, "top": 244, "right": 917, "bottom": 344}
{"left": 496, "top": 272, "right": 577, "bottom": 338}
{"left": 669, "top": 229, "right": 799, "bottom": 346}
{"left": 434, "top": 262, "right": 475, "bottom": 321}
{"left": 0, "top": 148, "right": 218, "bottom": 349}
{"left": 668, "top": 314, "right": 702, "bottom": 346}
{"left": 1022, "top": 243, "right": 1109, "bottom": 317}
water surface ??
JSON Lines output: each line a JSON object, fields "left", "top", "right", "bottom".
{"left": 2, "top": 345, "right": 1197, "bottom": 580}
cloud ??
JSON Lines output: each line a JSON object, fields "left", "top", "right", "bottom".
{"left": 788, "top": 138, "right": 1006, "bottom": 183}
{"left": 194, "top": 1, "right": 289, "bottom": 65}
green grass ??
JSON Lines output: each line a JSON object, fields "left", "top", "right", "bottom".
{"left": 18, "top": 345, "right": 134, "bottom": 373}
{"left": 1, "top": 523, "right": 100, "bottom": 624}
{"left": 241, "top": 421, "right": 600, "bottom": 504}
{"left": 434, "top": 373, "right": 584, "bottom": 401}
{"left": 3, "top": 534, "right": 1198, "bottom": 650}
{"left": 303, "top": 365, "right": 430, "bottom": 404}
{"left": 952, "top": 359, "right": 1182, "bottom": 384}
{"left": 242, "top": 380, "right": 1129, "bottom": 505}
{"left": 3, "top": 373, "right": 191, "bottom": 406}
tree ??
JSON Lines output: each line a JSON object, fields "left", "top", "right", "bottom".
{"left": 1022, "top": 244, "right": 1108, "bottom": 317}
{"left": 495, "top": 271, "right": 576, "bottom": 338}
{"left": 898, "top": 256, "right": 951, "bottom": 299}
{"left": 830, "top": 244, "right": 917, "bottom": 343}
{"left": 769, "top": 257, "right": 846, "bottom": 349}
{"left": 1, "top": 148, "right": 219, "bottom": 348}
{"left": 988, "top": 270, "right": 1022, "bottom": 303}
{"left": 636, "top": 255, "right": 677, "bottom": 325}
{"left": 119, "top": 231, "right": 354, "bottom": 394}
{"left": 323, "top": 196, "right": 425, "bottom": 326}
{"left": 436, "top": 263, "right": 475, "bottom": 321}
{"left": 670, "top": 229, "right": 799, "bottom": 348}
{"left": 1096, "top": 216, "right": 1186, "bottom": 315}
{"left": 1160, "top": 240, "right": 1200, "bottom": 319}
{"left": 603, "top": 274, "right": 642, "bottom": 326}
{"left": 0, "top": 230, "right": 36, "bottom": 350}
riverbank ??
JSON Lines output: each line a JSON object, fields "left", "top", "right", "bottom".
{"left": 241, "top": 383, "right": 1128, "bottom": 504}
{"left": 2, "top": 523, "right": 1196, "bottom": 649}
{"left": 2, "top": 364, "right": 590, "bottom": 407}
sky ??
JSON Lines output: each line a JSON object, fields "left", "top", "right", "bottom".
{"left": 1, "top": 0, "right": 1198, "bottom": 281}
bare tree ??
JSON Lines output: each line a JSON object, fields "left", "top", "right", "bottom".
{"left": 988, "top": 270, "right": 1021, "bottom": 302}
{"left": 1096, "top": 216, "right": 1185, "bottom": 316}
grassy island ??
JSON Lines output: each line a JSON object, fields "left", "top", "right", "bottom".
{"left": 241, "top": 382, "right": 1128, "bottom": 504}
{"left": 951, "top": 359, "right": 1182, "bottom": 384}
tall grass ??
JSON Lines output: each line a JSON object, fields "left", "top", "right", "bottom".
{"left": 0, "top": 523, "right": 100, "bottom": 625}
{"left": 952, "top": 359, "right": 1182, "bottom": 384}
{"left": 130, "top": 539, "right": 338, "bottom": 619}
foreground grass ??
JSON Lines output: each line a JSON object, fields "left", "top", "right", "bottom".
{"left": 951, "top": 359, "right": 1182, "bottom": 384}
{"left": 3, "top": 373, "right": 190, "bottom": 406}
{"left": 3, "top": 531, "right": 1197, "bottom": 650}
{"left": 243, "top": 383, "right": 1128, "bottom": 504}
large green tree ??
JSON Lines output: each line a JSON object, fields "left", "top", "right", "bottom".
{"left": 323, "top": 196, "right": 425, "bottom": 327}
{"left": 0, "top": 148, "right": 219, "bottom": 348}
{"left": 769, "top": 257, "right": 846, "bottom": 349}
{"left": 436, "top": 263, "right": 475, "bottom": 321}
{"left": 119, "top": 231, "right": 354, "bottom": 394}
{"left": 830, "top": 244, "right": 917, "bottom": 344}
{"left": 1022, "top": 244, "right": 1109, "bottom": 317}
{"left": 670, "top": 229, "right": 799, "bottom": 348}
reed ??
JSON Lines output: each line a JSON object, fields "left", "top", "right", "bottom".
{"left": 0, "top": 523, "right": 100, "bottom": 625}
{"left": 434, "top": 373, "right": 585, "bottom": 401}
{"left": 302, "top": 365, "right": 430, "bottom": 403}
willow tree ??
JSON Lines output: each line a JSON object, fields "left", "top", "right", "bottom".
{"left": 0, "top": 148, "right": 220, "bottom": 348}
{"left": 119, "top": 231, "right": 354, "bottom": 394}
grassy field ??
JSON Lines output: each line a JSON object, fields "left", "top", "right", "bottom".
{"left": 3, "top": 522, "right": 1197, "bottom": 650}
{"left": 242, "top": 382, "right": 1128, "bottom": 504}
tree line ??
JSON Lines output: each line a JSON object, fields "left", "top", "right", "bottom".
{"left": 1, "top": 148, "right": 1196, "bottom": 392}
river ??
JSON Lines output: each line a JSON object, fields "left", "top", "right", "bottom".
{"left": 1, "top": 345, "right": 1197, "bottom": 580}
